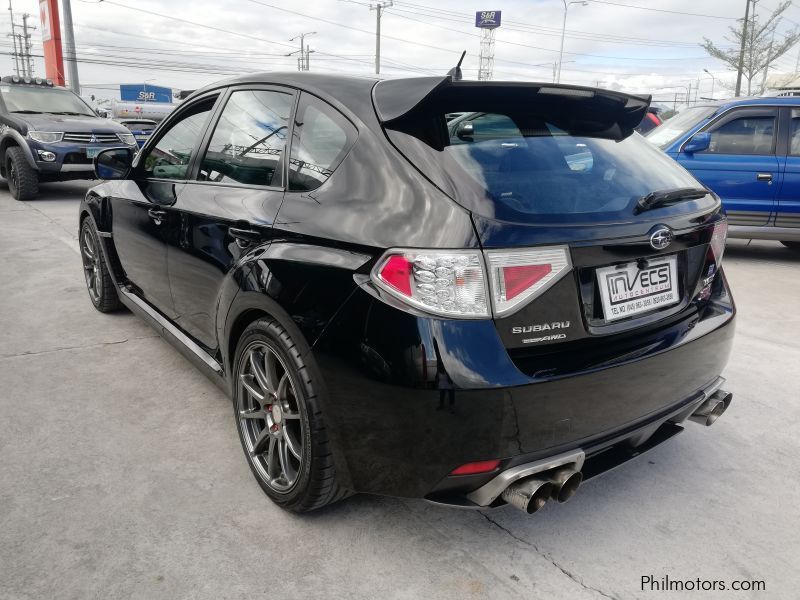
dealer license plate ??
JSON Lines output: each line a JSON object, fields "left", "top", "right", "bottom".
{"left": 596, "top": 255, "right": 679, "bottom": 322}
{"left": 85, "top": 148, "right": 102, "bottom": 159}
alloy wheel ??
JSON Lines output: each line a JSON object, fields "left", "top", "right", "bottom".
{"left": 80, "top": 225, "right": 102, "bottom": 304}
{"left": 237, "top": 342, "right": 304, "bottom": 492}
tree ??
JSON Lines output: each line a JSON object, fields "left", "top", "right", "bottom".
{"left": 701, "top": 0, "right": 800, "bottom": 96}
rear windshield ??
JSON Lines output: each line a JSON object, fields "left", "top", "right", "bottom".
{"left": 646, "top": 105, "right": 717, "bottom": 149}
{"left": 386, "top": 110, "right": 708, "bottom": 224}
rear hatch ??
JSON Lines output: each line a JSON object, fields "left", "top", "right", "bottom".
{"left": 375, "top": 78, "right": 726, "bottom": 375}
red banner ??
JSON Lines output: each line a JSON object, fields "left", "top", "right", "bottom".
{"left": 39, "top": 0, "right": 65, "bottom": 85}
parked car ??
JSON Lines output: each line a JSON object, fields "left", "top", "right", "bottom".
{"left": 79, "top": 74, "right": 735, "bottom": 514}
{"left": 635, "top": 106, "right": 663, "bottom": 134}
{"left": 0, "top": 75, "right": 137, "bottom": 200}
{"left": 115, "top": 118, "right": 157, "bottom": 148}
{"left": 647, "top": 97, "right": 800, "bottom": 249}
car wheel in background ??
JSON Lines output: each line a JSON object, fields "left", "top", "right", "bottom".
{"left": 80, "top": 219, "right": 122, "bottom": 312}
{"left": 233, "top": 318, "right": 349, "bottom": 512}
{"left": 5, "top": 147, "right": 39, "bottom": 200}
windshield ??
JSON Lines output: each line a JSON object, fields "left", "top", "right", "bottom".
{"left": 0, "top": 85, "right": 95, "bottom": 116}
{"left": 386, "top": 110, "right": 708, "bottom": 224}
{"left": 646, "top": 105, "right": 717, "bottom": 149}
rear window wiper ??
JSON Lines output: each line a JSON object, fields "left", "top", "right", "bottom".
{"left": 634, "top": 187, "right": 709, "bottom": 214}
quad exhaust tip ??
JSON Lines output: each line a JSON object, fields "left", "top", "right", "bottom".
{"left": 500, "top": 466, "right": 583, "bottom": 514}
{"left": 690, "top": 391, "right": 733, "bottom": 427}
{"left": 548, "top": 467, "right": 583, "bottom": 503}
{"left": 501, "top": 478, "right": 554, "bottom": 514}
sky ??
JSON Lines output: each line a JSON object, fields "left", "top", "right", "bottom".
{"left": 2, "top": 0, "right": 800, "bottom": 105}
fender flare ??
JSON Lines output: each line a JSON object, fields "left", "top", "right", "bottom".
{"left": 0, "top": 130, "right": 39, "bottom": 170}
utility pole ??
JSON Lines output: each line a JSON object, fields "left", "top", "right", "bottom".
{"left": 557, "top": 1, "right": 587, "bottom": 84}
{"left": 61, "top": 0, "right": 80, "bottom": 94}
{"left": 370, "top": 1, "right": 392, "bottom": 75}
{"left": 735, "top": 0, "right": 751, "bottom": 96}
{"left": 8, "top": 1, "right": 21, "bottom": 76}
{"left": 289, "top": 31, "right": 315, "bottom": 71}
{"left": 21, "top": 13, "right": 35, "bottom": 77}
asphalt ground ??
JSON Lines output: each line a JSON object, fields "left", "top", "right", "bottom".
{"left": 1, "top": 180, "right": 798, "bottom": 600}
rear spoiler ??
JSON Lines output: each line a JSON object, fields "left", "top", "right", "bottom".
{"left": 373, "top": 76, "right": 651, "bottom": 140}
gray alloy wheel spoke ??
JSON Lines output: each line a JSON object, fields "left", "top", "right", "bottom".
{"left": 239, "top": 407, "right": 266, "bottom": 420}
{"left": 240, "top": 373, "right": 265, "bottom": 402}
{"left": 276, "top": 373, "right": 290, "bottom": 404}
{"left": 283, "top": 429, "right": 302, "bottom": 460}
{"left": 278, "top": 438, "right": 291, "bottom": 481}
{"left": 93, "top": 269, "right": 102, "bottom": 296}
{"left": 265, "top": 436, "right": 277, "bottom": 480}
{"left": 249, "top": 350, "right": 272, "bottom": 395}
{"left": 264, "top": 350, "right": 281, "bottom": 395}
{"left": 251, "top": 426, "right": 272, "bottom": 456}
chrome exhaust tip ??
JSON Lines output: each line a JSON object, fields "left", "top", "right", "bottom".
{"left": 689, "top": 391, "right": 732, "bottom": 426}
{"left": 548, "top": 467, "right": 583, "bottom": 503}
{"left": 501, "top": 478, "right": 554, "bottom": 514}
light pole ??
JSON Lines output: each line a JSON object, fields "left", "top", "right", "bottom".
{"left": 703, "top": 69, "right": 716, "bottom": 100}
{"left": 556, "top": 0, "right": 587, "bottom": 84}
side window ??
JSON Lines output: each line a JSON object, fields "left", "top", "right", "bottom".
{"left": 199, "top": 89, "right": 293, "bottom": 186}
{"left": 288, "top": 94, "right": 356, "bottom": 192}
{"left": 706, "top": 114, "right": 775, "bottom": 155}
{"left": 790, "top": 110, "right": 800, "bottom": 156}
{"left": 143, "top": 99, "right": 215, "bottom": 179}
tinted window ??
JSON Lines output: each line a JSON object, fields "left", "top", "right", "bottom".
{"left": 706, "top": 115, "right": 775, "bottom": 155}
{"left": 143, "top": 99, "right": 214, "bottom": 180}
{"left": 288, "top": 94, "right": 356, "bottom": 191}
{"left": 199, "top": 89, "right": 293, "bottom": 186}
{"left": 790, "top": 110, "right": 800, "bottom": 156}
{"left": 388, "top": 109, "right": 704, "bottom": 224}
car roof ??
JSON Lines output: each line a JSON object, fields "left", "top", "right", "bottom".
{"left": 698, "top": 95, "right": 800, "bottom": 111}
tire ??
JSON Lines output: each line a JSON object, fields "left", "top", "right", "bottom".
{"left": 233, "top": 317, "right": 349, "bottom": 512}
{"left": 79, "top": 218, "right": 122, "bottom": 312}
{"left": 5, "top": 146, "right": 39, "bottom": 200}
{"left": 780, "top": 241, "right": 800, "bottom": 250}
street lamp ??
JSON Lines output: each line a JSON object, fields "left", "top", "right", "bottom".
{"left": 703, "top": 69, "right": 716, "bottom": 100}
{"left": 556, "top": 0, "right": 587, "bottom": 84}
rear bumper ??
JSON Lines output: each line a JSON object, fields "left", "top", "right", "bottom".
{"left": 311, "top": 271, "right": 735, "bottom": 499}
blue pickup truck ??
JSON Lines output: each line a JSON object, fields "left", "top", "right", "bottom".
{"left": 647, "top": 96, "right": 800, "bottom": 248}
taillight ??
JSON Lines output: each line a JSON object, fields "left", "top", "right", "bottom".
{"left": 373, "top": 250, "right": 490, "bottom": 318}
{"left": 709, "top": 220, "right": 728, "bottom": 267}
{"left": 485, "top": 247, "right": 572, "bottom": 317}
{"left": 371, "top": 246, "right": 573, "bottom": 319}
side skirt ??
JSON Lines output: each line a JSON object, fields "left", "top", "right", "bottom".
{"left": 117, "top": 287, "right": 230, "bottom": 396}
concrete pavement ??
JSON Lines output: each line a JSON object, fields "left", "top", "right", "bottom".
{"left": 1, "top": 181, "right": 798, "bottom": 599}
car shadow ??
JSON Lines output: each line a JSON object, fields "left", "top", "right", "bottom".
{"left": 0, "top": 179, "right": 93, "bottom": 201}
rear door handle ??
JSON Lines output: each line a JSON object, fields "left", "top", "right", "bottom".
{"left": 757, "top": 173, "right": 773, "bottom": 183}
{"left": 147, "top": 208, "right": 167, "bottom": 224}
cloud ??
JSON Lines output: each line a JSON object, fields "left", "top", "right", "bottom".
{"left": 6, "top": 0, "right": 799, "bottom": 100}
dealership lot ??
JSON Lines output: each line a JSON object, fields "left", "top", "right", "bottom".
{"left": 1, "top": 182, "right": 798, "bottom": 600}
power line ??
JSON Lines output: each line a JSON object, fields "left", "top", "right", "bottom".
{"left": 584, "top": 0, "right": 737, "bottom": 20}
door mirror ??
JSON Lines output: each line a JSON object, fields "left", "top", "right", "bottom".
{"left": 455, "top": 121, "right": 474, "bottom": 141}
{"left": 683, "top": 132, "right": 711, "bottom": 154}
{"left": 94, "top": 148, "right": 133, "bottom": 180}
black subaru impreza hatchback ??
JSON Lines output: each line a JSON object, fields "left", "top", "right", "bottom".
{"left": 79, "top": 73, "right": 735, "bottom": 514}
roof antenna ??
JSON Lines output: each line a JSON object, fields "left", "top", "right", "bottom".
{"left": 447, "top": 51, "right": 466, "bottom": 81}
